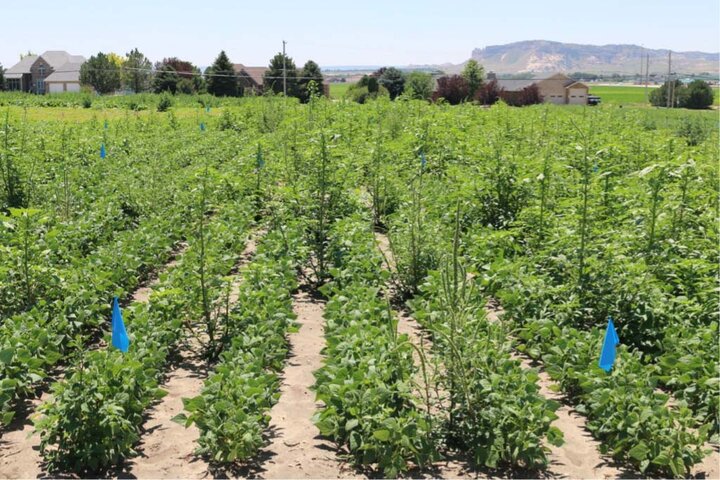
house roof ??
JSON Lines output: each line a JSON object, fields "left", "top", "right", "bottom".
{"left": 495, "top": 73, "right": 574, "bottom": 92}
{"left": 5, "top": 51, "right": 86, "bottom": 80}
{"left": 5, "top": 55, "right": 39, "bottom": 77}
{"left": 565, "top": 81, "right": 588, "bottom": 90}
{"left": 234, "top": 64, "right": 268, "bottom": 86}
{"left": 45, "top": 60, "right": 84, "bottom": 83}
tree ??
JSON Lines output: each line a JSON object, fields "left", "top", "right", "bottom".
{"left": 298, "top": 60, "right": 324, "bottom": 102}
{"left": 123, "top": 48, "right": 152, "bottom": 93}
{"left": 80, "top": 52, "right": 121, "bottom": 94}
{"left": 405, "top": 71, "right": 434, "bottom": 100}
{"left": 475, "top": 79, "right": 502, "bottom": 105}
{"left": 152, "top": 64, "right": 180, "bottom": 94}
{"left": 264, "top": 53, "right": 298, "bottom": 96}
{"left": 649, "top": 80, "right": 685, "bottom": 108}
{"left": 206, "top": 50, "right": 239, "bottom": 97}
{"left": 683, "top": 80, "right": 714, "bottom": 109}
{"left": 500, "top": 84, "right": 542, "bottom": 106}
{"left": 378, "top": 67, "right": 405, "bottom": 100}
{"left": 0, "top": 64, "right": 4, "bottom": 91}
{"left": 432, "top": 75, "right": 470, "bottom": 105}
{"left": 462, "top": 59, "right": 485, "bottom": 99}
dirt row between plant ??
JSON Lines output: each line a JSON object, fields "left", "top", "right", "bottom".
{"left": 254, "top": 286, "right": 350, "bottom": 479}
{"left": 486, "top": 302, "right": 720, "bottom": 480}
{"left": 0, "top": 240, "right": 191, "bottom": 480}
{"left": 375, "top": 232, "right": 631, "bottom": 479}
{"left": 122, "top": 233, "right": 262, "bottom": 479}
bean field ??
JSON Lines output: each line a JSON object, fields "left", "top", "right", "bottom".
{"left": 0, "top": 95, "right": 718, "bottom": 479}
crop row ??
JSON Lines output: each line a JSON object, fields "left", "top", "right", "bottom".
{"left": 0, "top": 205, "right": 189, "bottom": 427}
{"left": 313, "top": 217, "right": 434, "bottom": 477}
{"left": 408, "top": 264, "right": 563, "bottom": 470}
{"left": 494, "top": 268, "right": 710, "bottom": 477}
{"left": 176, "top": 222, "right": 303, "bottom": 463}
{"left": 34, "top": 201, "right": 252, "bottom": 473}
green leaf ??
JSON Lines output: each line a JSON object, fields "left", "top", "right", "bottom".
{"left": 0, "top": 349, "right": 14, "bottom": 365}
{"left": 373, "top": 429, "right": 390, "bottom": 442}
{"left": 628, "top": 441, "right": 650, "bottom": 462}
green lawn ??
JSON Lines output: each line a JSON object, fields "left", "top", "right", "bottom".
{"left": 589, "top": 85, "right": 720, "bottom": 106}
{"left": 329, "top": 82, "right": 354, "bottom": 99}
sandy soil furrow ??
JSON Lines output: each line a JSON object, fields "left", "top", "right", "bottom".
{"left": 122, "top": 234, "right": 259, "bottom": 479}
{"left": 488, "top": 302, "right": 720, "bottom": 480}
{"left": 0, "top": 240, "right": 191, "bottom": 479}
{"left": 256, "top": 288, "right": 349, "bottom": 479}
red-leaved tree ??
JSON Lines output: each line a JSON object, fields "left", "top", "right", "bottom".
{"left": 432, "top": 75, "right": 470, "bottom": 105}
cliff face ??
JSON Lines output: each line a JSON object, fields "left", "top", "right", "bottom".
{"left": 470, "top": 40, "right": 719, "bottom": 74}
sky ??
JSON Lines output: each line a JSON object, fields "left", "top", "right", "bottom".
{"left": 1, "top": 0, "right": 718, "bottom": 69}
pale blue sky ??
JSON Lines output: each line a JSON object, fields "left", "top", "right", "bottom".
{"left": 1, "top": 0, "right": 718, "bottom": 69}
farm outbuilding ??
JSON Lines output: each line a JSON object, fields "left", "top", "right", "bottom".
{"left": 491, "top": 72, "right": 589, "bottom": 104}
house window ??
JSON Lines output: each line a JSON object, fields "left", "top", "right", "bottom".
{"left": 39, "top": 65, "right": 45, "bottom": 77}
{"left": 36, "top": 79, "right": 44, "bottom": 94}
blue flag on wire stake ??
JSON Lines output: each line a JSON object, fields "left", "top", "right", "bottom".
{"left": 111, "top": 297, "right": 130, "bottom": 353}
{"left": 599, "top": 317, "right": 619, "bottom": 372}
{"left": 420, "top": 152, "right": 427, "bottom": 170}
{"left": 206, "top": 105, "right": 211, "bottom": 113}
{"left": 104, "top": 119, "right": 109, "bottom": 130}
{"left": 100, "top": 144, "right": 106, "bottom": 159}
{"left": 200, "top": 122, "right": 206, "bottom": 132}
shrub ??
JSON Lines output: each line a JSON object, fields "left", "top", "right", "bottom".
{"left": 82, "top": 97, "right": 92, "bottom": 109}
{"left": 157, "top": 94, "right": 173, "bottom": 112}
{"left": 500, "top": 84, "right": 542, "bottom": 106}
{"left": 683, "top": 80, "right": 714, "bottom": 109}
{"left": 432, "top": 75, "right": 469, "bottom": 105}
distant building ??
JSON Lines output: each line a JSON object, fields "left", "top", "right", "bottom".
{"left": 5, "top": 51, "right": 85, "bottom": 94}
{"left": 234, "top": 64, "right": 268, "bottom": 94}
{"left": 489, "top": 72, "right": 589, "bottom": 105}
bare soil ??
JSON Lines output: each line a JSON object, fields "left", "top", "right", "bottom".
{"left": 256, "top": 289, "right": 350, "bottom": 479}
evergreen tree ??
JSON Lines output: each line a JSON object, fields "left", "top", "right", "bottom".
{"left": 0, "top": 63, "right": 4, "bottom": 91}
{"left": 378, "top": 67, "right": 405, "bottom": 100}
{"left": 299, "top": 60, "right": 324, "bottom": 102}
{"left": 462, "top": 59, "right": 485, "bottom": 99}
{"left": 123, "top": 48, "right": 152, "bottom": 93}
{"left": 263, "top": 53, "right": 298, "bottom": 96}
{"left": 80, "top": 52, "right": 121, "bottom": 94}
{"left": 152, "top": 64, "right": 180, "bottom": 94}
{"left": 207, "top": 51, "right": 239, "bottom": 97}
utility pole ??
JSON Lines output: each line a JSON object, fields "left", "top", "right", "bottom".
{"left": 282, "top": 40, "right": 287, "bottom": 96}
{"left": 645, "top": 53, "right": 650, "bottom": 102}
{"left": 666, "top": 50, "right": 672, "bottom": 108}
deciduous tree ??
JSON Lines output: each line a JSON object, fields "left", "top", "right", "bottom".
{"left": 462, "top": 59, "right": 484, "bottom": 99}
{"left": 80, "top": 52, "right": 121, "bottom": 94}
{"left": 298, "top": 60, "right": 324, "bottom": 102}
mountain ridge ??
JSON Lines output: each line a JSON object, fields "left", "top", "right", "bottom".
{"left": 467, "top": 40, "right": 718, "bottom": 75}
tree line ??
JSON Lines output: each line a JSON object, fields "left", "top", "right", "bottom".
{"left": 76, "top": 49, "right": 324, "bottom": 101}
{"left": 347, "top": 60, "right": 542, "bottom": 106}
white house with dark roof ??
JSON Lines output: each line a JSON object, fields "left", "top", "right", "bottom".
{"left": 5, "top": 51, "right": 85, "bottom": 93}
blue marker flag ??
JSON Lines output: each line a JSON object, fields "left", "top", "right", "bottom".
{"left": 104, "top": 119, "right": 109, "bottom": 130}
{"left": 200, "top": 122, "right": 206, "bottom": 132}
{"left": 206, "top": 105, "right": 211, "bottom": 113}
{"left": 599, "top": 317, "right": 619, "bottom": 372}
{"left": 100, "top": 143, "right": 106, "bottom": 159}
{"left": 420, "top": 152, "right": 427, "bottom": 170}
{"left": 111, "top": 297, "right": 130, "bottom": 353}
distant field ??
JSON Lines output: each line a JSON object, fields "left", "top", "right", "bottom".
{"left": 589, "top": 84, "right": 720, "bottom": 106}
{"left": 329, "top": 82, "right": 354, "bottom": 98}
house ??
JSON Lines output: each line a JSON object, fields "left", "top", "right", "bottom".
{"left": 5, "top": 51, "right": 85, "bottom": 94}
{"left": 234, "top": 64, "right": 268, "bottom": 94}
{"left": 233, "top": 63, "right": 330, "bottom": 97}
{"left": 490, "top": 72, "right": 589, "bottom": 105}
